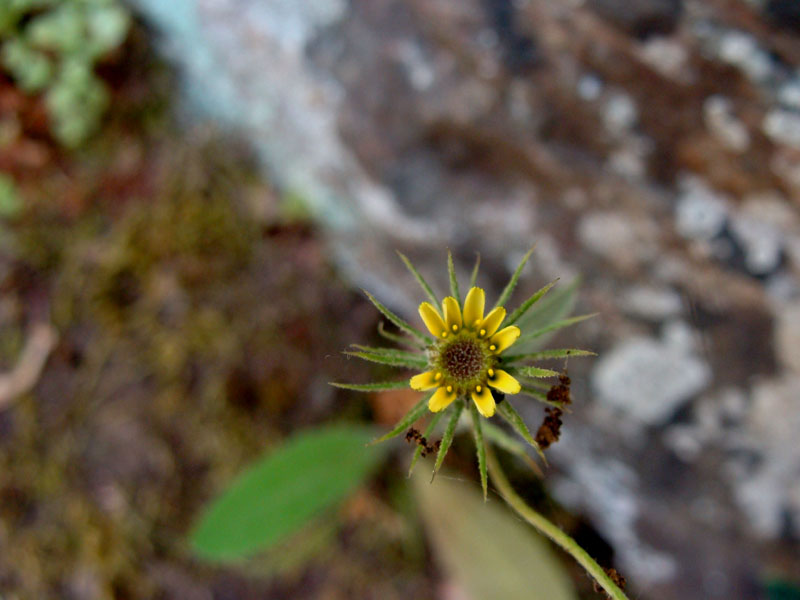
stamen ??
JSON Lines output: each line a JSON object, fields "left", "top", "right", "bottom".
{"left": 441, "top": 332, "right": 448, "bottom": 338}
{"left": 476, "top": 385, "right": 482, "bottom": 392}
{"left": 479, "top": 328, "right": 486, "bottom": 337}
{"left": 452, "top": 324, "right": 458, "bottom": 332}
{"left": 446, "top": 385, "right": 453, "bottom": 393}
{"left": 434, "top": 372, "right": 442, "bottom": 381}
{"left": 489, "top": 344, "right": 497, "bottom": 351}
{"left": 488, "top": 369, "right": 494, "bottom": 377}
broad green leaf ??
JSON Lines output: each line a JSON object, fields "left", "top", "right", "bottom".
{"left": 518, "top": 366, "right": 561, "bottom": 378}
{"left": 447, "top": 249, "right": 460, "bottom": 306}
{"left": 413, "top": 467, "right": 577, "bottom": 600}
{"left": 364, "top": 290, "right": 432, "bottom": 345}
{"left": 397, "top": 251, "right": 439, "bottom": 309}
{"left": 330, "top": 380, "right": 408, "bottom": 392}
{"left": 190, "top": 425, "right": 387, "bottom": 562}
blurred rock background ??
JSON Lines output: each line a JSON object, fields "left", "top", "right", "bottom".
{"left": 2, "top": 0, "right": 800, "bottom": 598}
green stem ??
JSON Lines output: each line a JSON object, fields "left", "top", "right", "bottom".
{"left": 485, "top": 446, "right": 630, "bottom": 600}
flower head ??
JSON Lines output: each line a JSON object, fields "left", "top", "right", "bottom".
{"left": 411, "top": 286, "right": 521, "bottom": 418}
{"left": 332, "top": 249, "right": 595, "bottom": 497}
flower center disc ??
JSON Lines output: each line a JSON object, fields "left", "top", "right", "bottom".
{"left": 441, "top": 339, "right": 484, "bottom": 381}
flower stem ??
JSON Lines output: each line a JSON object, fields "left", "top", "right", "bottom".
{"left": 485, "top": 446, "right": 630, "bottom": 600}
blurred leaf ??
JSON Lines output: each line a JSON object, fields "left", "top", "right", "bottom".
{"left": 767, "top": 579, "right": 800, "bottom": 600}
{"left": 190, "top": 424, "right": 387, "bottom": 563}
{"left": 513, "top": 277, "right": 581, "bottom": 353}
{"left": 413, "top": 467, "right": 577, "bottom": 600}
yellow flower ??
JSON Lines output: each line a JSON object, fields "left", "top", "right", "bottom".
{"left": 411, "top": 286, "right": 521, "bottom": 418}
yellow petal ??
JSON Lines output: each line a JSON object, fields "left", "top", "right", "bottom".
{"left": 471, "top": 385, "right": 496, "bottom": 418}
{"left": 428, "top": 386, "right": 456, "bottom": 412}
{"left": 419, "top": 302, "right": 447, "bottom": 338}
{"left": 489, "top": 326, "right": 520, "bottom": 354}
{"left": 480, "top": 307, "right": 505, "bottom": 338}
{"left": 442, "top": 296, "right": 462, "bottom": 334}
{"left": 410, "top": 370, "right": 441, "bottom": 391}
{"left": 487, "top": 369, "right": 521, "bottom": 394}
{"left": 463, "top": 287, "right": 485, "bottom": 329}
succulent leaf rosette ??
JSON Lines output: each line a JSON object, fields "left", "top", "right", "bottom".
{"left": 334, "top": 249, "right": 594, "bottom": 496}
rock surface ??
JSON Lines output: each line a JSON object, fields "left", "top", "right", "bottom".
{"left": 127, "top": 0, "right": 800, "bottom": 597}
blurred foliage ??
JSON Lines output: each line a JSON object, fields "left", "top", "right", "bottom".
{"left": 0, "top": 0, "right": 130, "bottom": 147}
{"left": 191, "top": 425, "right": 388, "bottom": 562}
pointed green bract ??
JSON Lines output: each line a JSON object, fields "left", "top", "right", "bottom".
{"left": 503, "top": 279, "right": 558, "bottom": 327}
{"left": 469, "top": 253, "right": 481, "bottom": 288}
{"left": 503, "top": 348, "right": 595, "bottom": 363}
{"left": 370, "top": 391, "right": 433, "bottom": 445}
{"left": 517, "top": 384, "right": 568, "bottom": 409}
{"left": 409, "top": 411, "right": 444, "bottom": 477}
{"left": 345, "top": 350, "right": 428, "bottom": 369}
{"left": 447, "top": 250, "right": 461, "bottom": 307}
{"left": 497, "top": 401, "right": 546, "bottom": 462}
{"left": 469, "top": 400, "right": 488, "bottom": 499}
{"left": 397, "top": 251, "right": 440, "bottom": 310}
{"left": 519, "top": 366, "right": 561, "bottom": 378}
{"left": 364, "top": 290, "right": 432, "bottom": 345}
{"left": 377, "top": 321, "right": 425, "bottom": 349}
{"left": 433, "top": 400, "right": 464, "bottom": 477}
{"left": 330, "top": 381, "right": 409, "bottom": 392}
{"left": 494, "top": 245, "right": 535, "bottom": 309}
{"left": 482, "top": 421, "right": 539, "bottom": 473}
{"left": 515, "top": 313, "right": 597, "bottom": 347}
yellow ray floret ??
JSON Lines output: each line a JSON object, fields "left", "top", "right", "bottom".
{"left": 410, "top": 370, "right": 441, "bottom": 391}
{"left": 442, "top": 296, "right": 462, "bottom": 333}
{"left": 479, "top": 306, "right": 505, "bottom": 338}
{"left": 429, "top": 385, "right": 457, "bottom": 412}
{"left": 486, "top": 368, "right": 521, "bottom": 394}
{"left": 463, "top": 287, "right": 485, "bottom": 329}
{"left": 419, "top": 302, "right": 447, "bottom": 338}
{"left": 471, "top": 384, "right": 495, "bottom": 418}
{"left": 488, "top": 325, "right": 520, "bottom": 354}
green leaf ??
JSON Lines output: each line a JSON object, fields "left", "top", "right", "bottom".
{"left": 469, "top": 252, "right": 481, "bottom": 288}
{"left": 518, "top": 366, "right": 561, "bottom": 378}
{"left": 345, "top": 350, "right": 428, "bottom": 369}
{"left": 469, "top": 401, "right": 488, "bottom": 499}
{"left": 447, "top": 249, "right": 460, "bottom": 306}
{"left": 364, "top": 290, "right": 432, "bottom": 345}
{"left": 377, "top": 321, "right": 425, "bottom": 349}
{"left": 513, "top": 277, "right": 581, "bottom": 352}
{"left": 190, "top": 425, "right": 387, "bottom": 562}
{"left": 482, "top": 421, "right": 540, "bottom": 474}
{"left": 515, "top": 313, "right": 597, "bottom": 348}
{"left": 494, "top": 245, "right": 535, "bottom": 309}
{"left": 413, "top": 466, "right": 577, "bottom": 600}
{"left": 497, "top": 401, "right": 546, "bottom": 462}
{"left": 329, "top": 381, "right": 409, "bottom": 392}
{"left": 371, "top": 391, "right": 433, "bottom": 444}
{"left": 516, "top": 385, "right": 565, "bottom": 409}
{"left": 766, "top": 579, "right": 800, "bottom": 600}
{"left": 409, "top": 411, "right": 445, "bottom": 476}
{"left": 397, "top": 251, "right": 439, "bottom": 310}
{"left": 433, "top": 399, "right": 464, "bottom": 477}
{"left": 503, "top": 348, "right": 596, "bottom": 363}
{"left": 503, "top": 279, "right": 558, "bottom": 327}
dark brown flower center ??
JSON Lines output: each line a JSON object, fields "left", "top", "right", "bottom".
{"left": 441, "top": 339, "right": 484, "bottom": 380}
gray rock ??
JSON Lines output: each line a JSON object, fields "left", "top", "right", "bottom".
{"left": 592, "top": 336, "right": 712, "bottom": 425}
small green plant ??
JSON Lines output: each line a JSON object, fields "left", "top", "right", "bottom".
{"left": 0, "top": 0, "right": 130, "bottom": 147}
